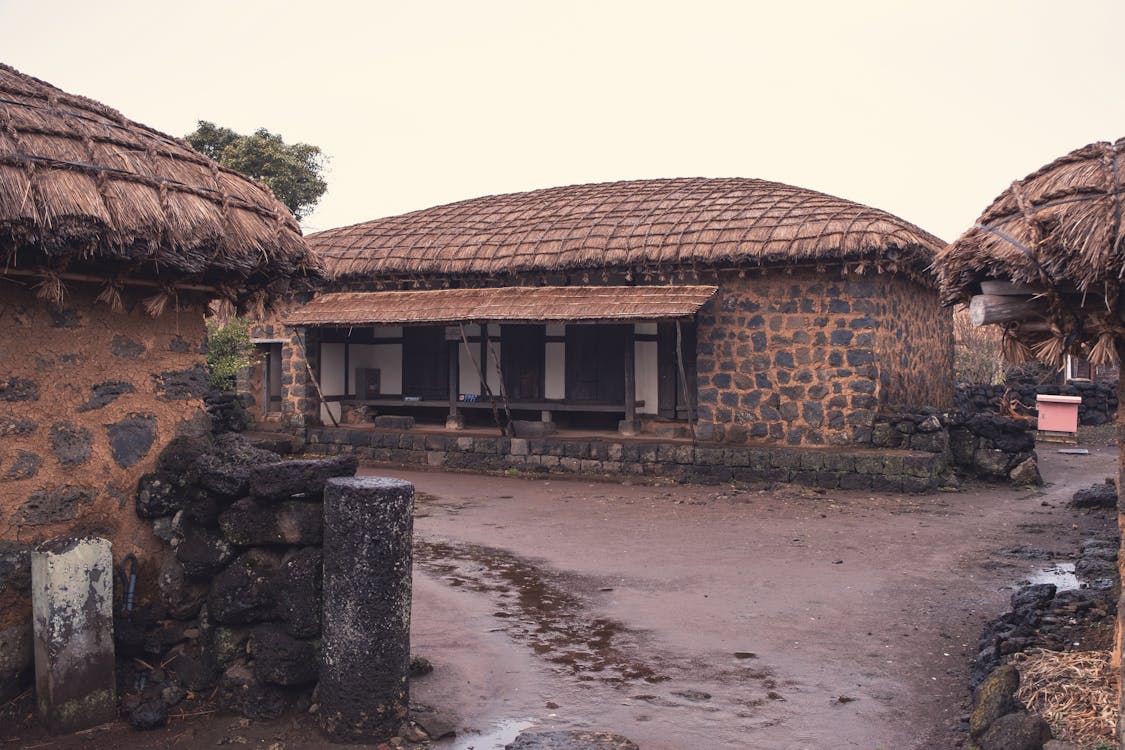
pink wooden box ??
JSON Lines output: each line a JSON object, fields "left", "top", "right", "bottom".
{"left": 1037, "top": 394, "right": 1081, "bottom": 434}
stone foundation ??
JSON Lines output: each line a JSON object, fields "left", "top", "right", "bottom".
{"left": 306, "top": 427, "right": 951, "bottom": 492}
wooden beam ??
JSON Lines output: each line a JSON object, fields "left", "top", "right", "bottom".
{"left": 622, "top": 327, "right": 636, "bottom": 432}
{"left": 979, "top": 280, "right": 1036, "bottom": 296}
{"left": 448, "top": 340, "right": 460, "bottom": 418}
{"left": 969, "top": 294, "right": 1048, "bottom": 327}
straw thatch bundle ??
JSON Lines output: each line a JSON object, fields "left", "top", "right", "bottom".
{"left": 0, "top": 63, "right": 320, "bottom": 310}
{"left": 936, "top": 138, "right": 1125, "bottom": 365}
{"left": 307, "top": 178, "right": 943, "bottom": 283}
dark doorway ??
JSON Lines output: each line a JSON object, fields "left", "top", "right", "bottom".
{"left": 501, "top": 324, "right": 545, "bottom": 400}
{"left": 402, "top": 326, "right": 449, "bottom": 400}
{"left": 566, "top": 325, "right": 627, "bottom": 403}
{"left": 253, "top": 342, "right": 283, "bottom": 415}
{"left": 657, "top": 321, "right": 697, "bottom": 419}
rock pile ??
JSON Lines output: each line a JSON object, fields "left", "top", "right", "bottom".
{"left": 965, "top": 665, "right": 1051, "bottom": 750}
{"left": 119, "top": 432, "right": 357, "bottom": 727}
{"left": 872, "top": 408, "right": 1040, "bottom": 486}
{"left": 1069, "top": 480, "right": 1117, "bottom": 510}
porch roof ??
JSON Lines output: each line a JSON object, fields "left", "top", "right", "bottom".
{"left": 284, "top": 285, "right": 718, "bottom": 326}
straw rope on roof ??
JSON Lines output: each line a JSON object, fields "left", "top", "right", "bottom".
{"left": 936, "top": 137, "right": 1125, "bottom": 365}
{"left": 0, "top": 63, "right": 320, "bottom": 310}
{"left": 307, "top": 178, "right": 943, "bottom": 282}
{"left": 284, "top": 285, "right": 719, "bottom": 326}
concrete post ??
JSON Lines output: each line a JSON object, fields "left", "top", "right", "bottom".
{"left": 319, "top": 477, "right": 414, "bottom": 743}
{"left": 31, "top": 537, "right": 116, "bottom": 734}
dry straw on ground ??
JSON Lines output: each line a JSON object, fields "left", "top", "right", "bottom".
{"left": 1013, "top": 648, "right": 1117, "bottom": 746}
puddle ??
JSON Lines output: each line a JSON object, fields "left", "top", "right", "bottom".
{"left": 439, "top": 718, "right": 533, "bottom": 749}
{"left": 1026, "top": 562, "right": 1079, "bottom": 591}
{"left": 415, "top": 537, "right": 665, "bottom": 683}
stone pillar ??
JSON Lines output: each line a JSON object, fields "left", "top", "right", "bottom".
{"left": 320, "top": 477, "right": 414, "bottom": 743}
{"left": 31, "top": 537, "right": 116, "bottom": 734}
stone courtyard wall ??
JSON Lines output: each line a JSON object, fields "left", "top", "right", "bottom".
{"left": 694, "top": 270, "right": 953, "bottom": 446}
{"left": 0, "top": 284, "right": 210, "bottom": 699}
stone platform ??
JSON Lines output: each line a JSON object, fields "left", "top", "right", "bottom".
{"left": 306, "top": 426, "right": 949, "bottom": 492}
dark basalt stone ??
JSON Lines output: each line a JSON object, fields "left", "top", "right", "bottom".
{"left": 107, "top": 413, "right": 157, "bottom": 468}
{"left": 49, "top": 421, "right": 93, "bottom": 466}
{"left": 77, "top": 380, "right": 136, "bottom": 412}
{"left": 219, "top": 499, "right": 323, "bottom": 547}
{"left": 209, "top": 550, "right": 282, "bottom": 625}
{"left": 248, "top": 455, "right": 358, "bottom": 501}
{"left": 15, "top": 485, "right": 97, "bottom": 525}
{"left": 4, "top": 450, "right": 42, "bottom": 480}
{"left": 0, "top": 376, "right": 39, "bottom": 402}
{"left": 249, "top": 624, "right": 318, "bottom": 686}
{"left": 175, "top": 522, "right": 234, "bottom": 579}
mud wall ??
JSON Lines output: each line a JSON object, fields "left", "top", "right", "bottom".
{"left": 873, "top": 275, "right": 954, "bottom": 411}
{"left": 694, "top": 270, "right": 953, "bottom": 446}
{"left": 0, "top": 283, "right": 210, "bottom": 699}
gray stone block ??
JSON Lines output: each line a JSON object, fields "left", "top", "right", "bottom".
{"left": 32, "top": 537, "right": 116, "bottom": 733}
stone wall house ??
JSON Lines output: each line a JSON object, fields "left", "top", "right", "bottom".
{"left": 0, "top": 63, "right": 318, "bottom": 699}
{"left": 256, "top": 178, "right": 953, "bottom": 447}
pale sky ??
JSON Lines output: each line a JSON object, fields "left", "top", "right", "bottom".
{"left": 1, "top": 1, "right": 1122, "bottom": 242}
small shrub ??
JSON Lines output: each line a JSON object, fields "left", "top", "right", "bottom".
{"left": 205, "top": 317, "right": 257, "bottom": 391}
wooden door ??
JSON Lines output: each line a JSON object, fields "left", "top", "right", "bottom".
{"left": 657, "top": 321, "right": 697, "bottom": 418}
{"left": 501, "top": 325, "right": 545, "bottom": 400}
{"left": 566, "top": 325, "right": 627, "bottom": 403}
{"left": 402, "top": 326, "right": 449, "bottom": 399}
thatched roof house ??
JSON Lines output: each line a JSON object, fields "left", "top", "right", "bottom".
{"left": 266, "top": 178, "right": 952, "bottom": 451}
{"left": 0, "top": 63, "right": 320, "bottom": 311}
{"left": 935, "top": 135, "right": 1125, "bottom": 746}
{"left": 0, "top": 62, "right": 316, "bottom": 705}
{"left": 937, "top": 137, "right": 1125, "bottom": 366}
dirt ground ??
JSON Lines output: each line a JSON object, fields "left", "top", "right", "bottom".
{"left": 1, "top": 432, "right": 1116, "bottom": 750}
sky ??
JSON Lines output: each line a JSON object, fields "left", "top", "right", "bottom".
{"left": 1, "top": 1, "right": 1122, "bottom": 242}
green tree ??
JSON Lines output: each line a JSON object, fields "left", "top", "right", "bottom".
{"left": 185, "top": 121, "right": 328, "bottom": 220}
{"left": 205, "top": 317, "right": 257, "bottom": 391}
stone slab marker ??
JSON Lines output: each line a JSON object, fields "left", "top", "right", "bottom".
{"left": 319, "top": 477, "right": 414, "bottom": 742}
{"left": 31, "top": 537, "right": 116, "bottom": 733}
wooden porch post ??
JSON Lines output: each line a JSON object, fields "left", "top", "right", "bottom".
{"left": 446, "top": 333, "right": 463, "bottom": 430}
{"left": 620, "top": 326, "right": 638, "bottom": 435}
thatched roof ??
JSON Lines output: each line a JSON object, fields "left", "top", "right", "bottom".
{"left": 307, "top": 178, "right": 943, "bottom": 282}
{"left": 936, "top": 137, "right": 1125, "bottom": 365}
{"left": 285, "top": 285, "right": 719, "bottom": 326}
{"left": 0, "top": 63, "right": 320, "bottom": 311}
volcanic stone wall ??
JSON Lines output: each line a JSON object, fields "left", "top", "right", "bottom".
{"left": 123, "top": 435, "right": 357, "bottom": 725}
{"left": 955, "top": 382, "right": 1117, "bottom": 426}
{"left": 694, "top": 270, "right": 952, "bottom": 446}
{"left": 0, "top": 284, "right": 210, "bottom": 699}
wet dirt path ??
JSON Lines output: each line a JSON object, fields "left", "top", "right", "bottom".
{"left": 383, "top": 443, "right": 1116, "bottom": 750}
